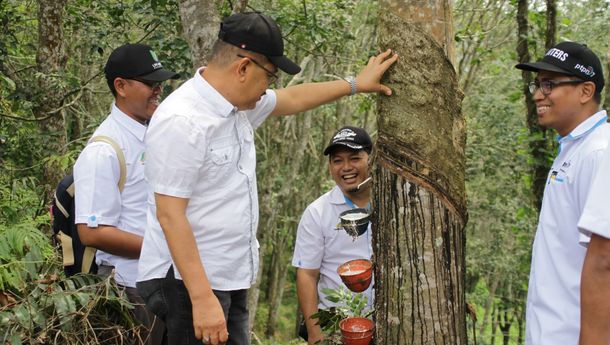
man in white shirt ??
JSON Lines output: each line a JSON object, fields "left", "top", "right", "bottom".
{"left": 73, "top": 43, "right": 178, "bottom": 345}
{"left": 136, "top": 11, "right": 398, "bottom": 345}
{"left": 293, "top": 126, "right": 374, "bottom": 344}
{"left": 515, "top": 41, "right": 608, "bottom": 345}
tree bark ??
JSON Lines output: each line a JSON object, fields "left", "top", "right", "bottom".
{"left": 35, "top": 0, "right": 68, "bottom": 198}
{"left": 177, "top": 0, "right": 224, "bottom": 68}
{"left": 544, "top": 0, "right": 556, "bottom": 50}
{"left": 375, "top": 1, "right": 467, "bottom": 344}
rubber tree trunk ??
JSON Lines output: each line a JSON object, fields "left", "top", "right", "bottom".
{"left": 177, "top": 0, "right": 224, "bottom": 68}
{"left": 35, "top": 0, "right": 68, "bottom": 199}
{"left": 375, "top": 1, "right": 467, "bottom": 344}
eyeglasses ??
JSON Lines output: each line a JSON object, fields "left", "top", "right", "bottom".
{"left": 236, "top": 54, "right": 278, "bottom": 84}
{"left": 528, "top": 79, "right": 585, "bottom": 95}
{"left": 130, "top": 78, "right": 162, "bottom": 90}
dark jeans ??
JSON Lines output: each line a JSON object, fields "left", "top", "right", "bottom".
{"left": 98, "top": 265, "right": 166, "bottom": 345}
{"left": 137, "top": 266, "right": 250, "bottom": 345}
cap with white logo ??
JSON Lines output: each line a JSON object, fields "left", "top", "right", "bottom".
{"left": 515, "top": 41, "right": 604, "bottom": 94}
{"left": 323, "top": 126, "right": 373, "bottom": 156}
{"left": 104, "top": 43, "right": 180, "bottom": 85}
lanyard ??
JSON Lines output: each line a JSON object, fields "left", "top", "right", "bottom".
{"left": 343, "top": 195, "right": 371, "bottom": 211}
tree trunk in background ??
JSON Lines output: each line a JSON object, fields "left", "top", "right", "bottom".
{"left": 544, "top": 0, "right": 556, "bottom": 50}
{"left": 498, "top": 309, "right": 513, "bottom": 345}
{"left": 35, "top": 0, "right": 67, "bottom": 198}
{"left": 603, "top": 32, "right": 610, "bottom": 109}
{"left": 516, "top": 0, "right": 547, "bottom": 211}
{"left": 265, "top": 260, "right": 290, "bottom": 337}
{"left": 375, "top": 1, "right": 467, "bottom": 344}
{"left": 479, "top": 275, "right": 499, "bottom": 335}
{"left": 517, "top": 308, "right": 525, "bottom": 345}
{"left": 177, "top": 0, "right": 224, "bottom": 68}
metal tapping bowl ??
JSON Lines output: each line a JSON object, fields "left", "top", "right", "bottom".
{"left": 339, "top": 208, "right": 370, "bottom": 237}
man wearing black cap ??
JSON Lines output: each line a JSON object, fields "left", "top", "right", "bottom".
{"left": 74, "top": 43, "right": 179, "bottom": 345}
{"left": 515, "top": 41, "right": 609, "bottom": 345}
{"left": 136, "top": 11, "right": 397, "bottom": 345}
{"left": 292, "top": 126, "right": 374, "bottom": 344}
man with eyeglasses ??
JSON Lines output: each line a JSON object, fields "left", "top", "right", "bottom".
{"left": 74, "top": 43, "right": 179, "bottom": 345}
{"left": 136, "top": 11, "right": 397, "bottom": 345}
{"left": 515, "top": 41, "right": 608, "bottom": 345}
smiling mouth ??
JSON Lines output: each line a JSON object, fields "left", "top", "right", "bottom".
{"left": 342, "top": 173, "right": 358, "bottom": 182}
{"left": 537, "top": 105, "right": 550, "bottom": 114}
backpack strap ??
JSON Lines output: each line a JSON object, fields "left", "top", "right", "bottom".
{"left": 90, "top": 135, "right": 127, "bottom": 192}
{"left": 78, "top": 135, "right": 127, "bottom": 274}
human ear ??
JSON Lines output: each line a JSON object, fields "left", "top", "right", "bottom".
{"left": 580, "top": 81, "right": 595, "bottom": 103}
{"left": 236, "top": 58, "right": 249, "bottom": 82}
{"left": 114, "top": 78, "right": 128, "bottom": 97}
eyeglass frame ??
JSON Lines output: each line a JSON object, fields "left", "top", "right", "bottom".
{"left": 236, "top": 54, "right": 279, "bottom": 84}
{"left": 528, "top": 79, "right": 585, "bottom": 95}
{"left": 128, "top": 78, "right": 163, "bottom": 90}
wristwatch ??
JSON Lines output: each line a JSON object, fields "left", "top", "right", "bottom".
{"left": 344, "top": 76, "right": 357, "bottom": 96}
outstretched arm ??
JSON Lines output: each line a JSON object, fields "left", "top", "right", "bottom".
{"left": 580, "top": 233, "right": 610, "bottom": 345}
{"left": 271, "top": 49, "right": 398, "bottom": 116}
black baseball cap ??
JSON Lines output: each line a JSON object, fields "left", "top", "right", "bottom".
{"left": 219, "top": 12, "right": 301, "bottom": 75}
{"left": 104, "top": 43, "right": 179, "bottom": 85}
{"left": 324, "top": 126, "right": 373, "bottom": 155}
{"left": 515, "top": 41, "right": 604, "bottom": 94}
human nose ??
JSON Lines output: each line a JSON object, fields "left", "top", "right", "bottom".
{"left": 340, "top": 160, "right": 354, "bottom": 171}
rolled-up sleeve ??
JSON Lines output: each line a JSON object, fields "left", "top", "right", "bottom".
{"left": 247, "top": 89, "right": 276, "bottom": 129}
{"left": 74, "top": 142, "right": 122, "bottom": 227}
{"left": 292, "top": 206, "right": 324, "bottom": 269}
{"left": 145, "top": 114, "right": 205, "bottom": 198}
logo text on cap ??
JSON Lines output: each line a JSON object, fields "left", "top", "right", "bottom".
{"left": 574, "top": 64, "right": 595, "bottom": 77}
{"left": 545, "top": 48, "right": 568, "bottom": 61}
{"left": 333, "top": 129, "right": 357, "bottom": 142}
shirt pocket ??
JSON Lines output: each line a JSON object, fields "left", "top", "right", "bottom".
{"left": 206, "top": 136, "right": 238, "bottom": 180}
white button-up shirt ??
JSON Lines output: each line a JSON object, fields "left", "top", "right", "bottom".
{"left": 137, "top": 68, "right": 275, "bottom": 290}
{"left": 292, "top": 186, "right": 374, "bottom": 309}
{"left": 526, "top": 110, "right": 610, "bottom": 345}
{"left": 74, "top": 104, "right": 148, "bottom": 288}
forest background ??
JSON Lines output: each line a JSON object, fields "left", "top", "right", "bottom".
{"left": 0, "top": 0, "right": 609, "bottom": 344}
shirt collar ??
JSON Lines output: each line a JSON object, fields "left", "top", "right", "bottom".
{"left": 110, "top": 103, "right": 147, "bottom": 141}
{"left": 558, "top": 110, "right": 608, "bottom": 143}
{"left": 193, "top": 67, "right": 237, "bottom": 118}
{"left": 329, "top": 185, "right": 348, "bottom": 205}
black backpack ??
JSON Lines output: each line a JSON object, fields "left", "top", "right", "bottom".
{"left": 51, "top": 136, "right": 126, "bottom": 276}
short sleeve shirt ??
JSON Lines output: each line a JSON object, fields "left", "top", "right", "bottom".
{"left": 73, "top": 104, "right": 148, "bottom": 288}
{"left": 137, "top": 68, "right": 276, "bottom": 290}
{"left": 525, "top": 110, "right": 610, "bottom": 345}
{"left": 292, "top": 186, "right": 374, "bottom": 310}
